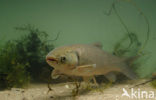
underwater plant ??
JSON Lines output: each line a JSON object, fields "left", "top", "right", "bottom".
{"left": 0, "top": 25, "right": 55, "bottom": 89}
{"left": 151, "top": 80, "right": 156, "bottom": 88}
{"left": 104, "top": 0, "right": 150, "bottom": 57}
{"left": 14, "top": 25, "right": 54, "bottom": 81}
{"left": 0, "top": 41, "right": 30, "bottom": 89}
{"left": 103, "top": 0, "right": 150, "bottom": 82}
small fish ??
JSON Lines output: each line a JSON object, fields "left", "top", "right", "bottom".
{"left": 46, "top": 43, "right": 137, "bottom": 82}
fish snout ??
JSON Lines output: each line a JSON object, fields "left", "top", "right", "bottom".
{"left": 46, "top": 56, "right": 58, "bottom": 64}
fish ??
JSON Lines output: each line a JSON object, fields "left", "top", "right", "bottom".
{"left": 46, "top": 43, "right": 137, "bottom": 83}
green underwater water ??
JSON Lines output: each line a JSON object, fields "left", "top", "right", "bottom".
{"left": 0, "top": 0, "right": 156, "bottom": 80}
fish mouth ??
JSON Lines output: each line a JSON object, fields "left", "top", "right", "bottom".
{"left": 46, "top": 57, "right": 58, "bottom": 63}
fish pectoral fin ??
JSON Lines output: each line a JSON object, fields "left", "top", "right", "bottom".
{"left": 74, "top": 64, "right": 96, "bottom": 72}
{"left": 75, "top": 64, "right": 96, "bottom": 72}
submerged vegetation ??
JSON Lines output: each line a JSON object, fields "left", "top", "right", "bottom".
{"left": 0, "top": 25, "right": 54, "bottom": 89}
{"left": 107, "top": 0, "right": 150, "bottom": 70}
{"left": 102, "top": 0, "right": 150, "bottom": 84}
{"left": 0, "top": 42, "right": 30, "bottom": 88}
{"left": 106, "top": 0, "right": 150, "bottom": 57}
{"left": 113, "top": 32, "right": 142, "bottom": 57}
{"left": 151, "top": 80, "right": 156, "bottom": 88}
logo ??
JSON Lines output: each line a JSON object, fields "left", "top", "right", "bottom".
{"left": 121, "top": 88, "right": 155, "bottom": 99}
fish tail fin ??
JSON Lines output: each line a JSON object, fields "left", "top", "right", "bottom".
{"left": 121, "top": 64, "right": 138, "bottom": 80}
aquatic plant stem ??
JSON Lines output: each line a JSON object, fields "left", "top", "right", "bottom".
{"left": 105, "top": 0, "right": 150, "bottom": 55}
{"left": 128, "top": 0, "right": 150, "bottom": 54}
{"left": 105, "top": 0, "right": 133, "bottom": 49}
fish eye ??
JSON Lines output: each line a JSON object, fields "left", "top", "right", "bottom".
{"left": 60, "top": 56, "right": 66, "bottom": 63}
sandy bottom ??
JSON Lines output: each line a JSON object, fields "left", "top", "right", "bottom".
{"left": 0, "top": 80, "right": 156, "bottom": 100}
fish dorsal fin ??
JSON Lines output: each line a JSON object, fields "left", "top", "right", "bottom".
{"left": 92, "top": 42, "right": 103, "bottom": 49}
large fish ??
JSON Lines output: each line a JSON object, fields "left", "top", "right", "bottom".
{"left": 46, "top": 43, "right": 137, "bottom": 82}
